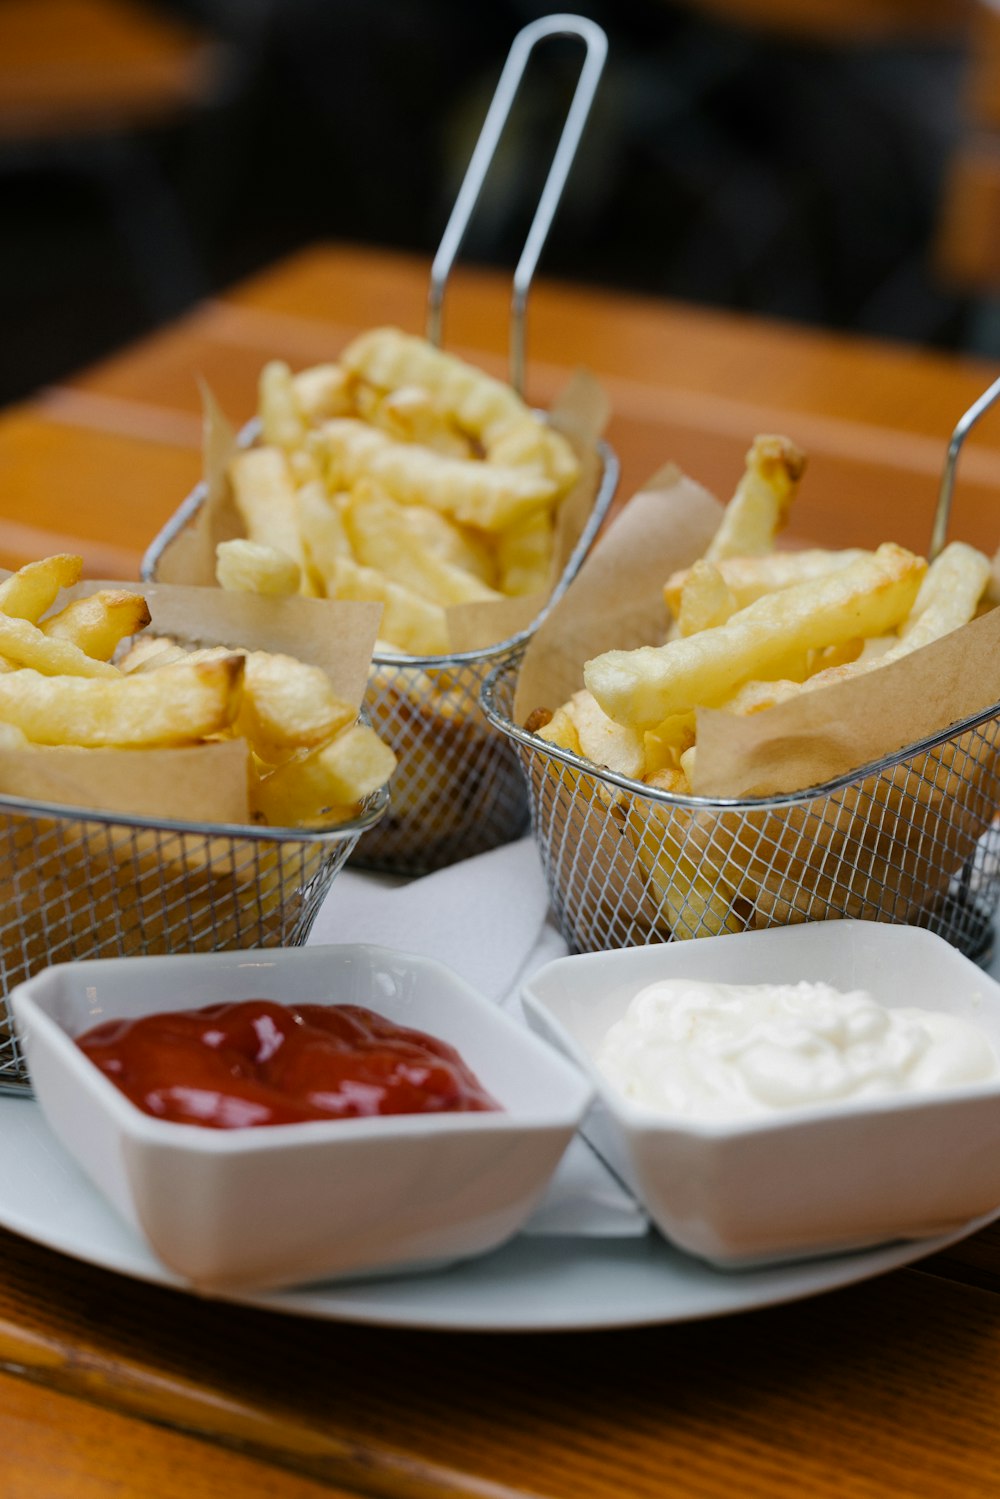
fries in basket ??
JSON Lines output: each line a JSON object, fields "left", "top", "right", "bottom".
{"left": 0, "top": 553, "right": 396, "bottom": 830}
{"left": 517, "top": 436, "right": 1000, "bottom": 948}
{"left": 0, "top": 556, "right": 400, "bottom": 1053}
{"left": 215, "top": 328, "right": 584, "bottom": 643}
{"left": 146, "top": 326, "right": 609, "bottom": 874}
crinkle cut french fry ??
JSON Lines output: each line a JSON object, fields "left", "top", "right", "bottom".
{"left": 290, "top": 363, "right": 353, "bottom": 422}
{"left": 664, "top": 548, "right": 871, "bottom": 619}
{"left": 340, "top": 327, "right": 579, "bottom": 489}
{"left": 392, "top": 505, "right": 496, "bottom": 586}
{"left": 314, "top": 419, "right": 558, "bottom": 532}
{"left": 259, "top": 360, "right": 307, "bottom": 450}
{"left": 726, "top": 540, "right": 991, "bottom": 716}
{"left": 40, "top": 590, "right": 152, "bottom": 660}
{"left": 704, "top": 435, "right": 806, "bottom": 563}
{"left": 342, "top": 482, "right": 501, "bottom": 608}
{"left": 585, "top": 542, "right": 926, "bottom": 729}
{"left": 496, "top": 508, "right": 555, "bottom": 597}
{"left": 0, "top": 657, "right": 243, "bottom": 747}
{"left": 328, "top": 554, "right": 449, "bottom": 655}
{"left": 294, "top": 482, "right": 352, "bottom": 594}
{"left": 0, "top": 555, "right": 82, "bottom": 623}
{"left": 215, "top": 538, "right": 301, "bottom": 597}
{"left": 355, "top": 383, "right": 473, "bottom": 460}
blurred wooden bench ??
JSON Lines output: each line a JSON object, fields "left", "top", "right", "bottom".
{"left": 675, "top": 0, "right": 967, "bottom": 41}
{"left": 936, "top": 1, "right": 1000, "bottom": 294}
{"left": 0, "top": 0, "right": 229, "bottom": 316}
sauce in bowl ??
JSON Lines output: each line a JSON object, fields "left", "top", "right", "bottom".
{"left": 77, "top": 1000, "right": 500, "bottom": 1128}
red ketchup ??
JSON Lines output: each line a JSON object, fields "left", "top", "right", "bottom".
{"left": 75, "top": 1000, "right": 500, "bottom": 1128}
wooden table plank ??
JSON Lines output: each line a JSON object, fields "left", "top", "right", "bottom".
{"left": 0, "top": 407, "right": 200, "bottom": 576}
{"left": 0, "top": 1223, "right": 998, "bottom": 1499}
{"left": 0, "top": 1367, "right": 354, "bottom": 1499}
{"left": 55, "top": 244, "right": 1000, "bottom": 558}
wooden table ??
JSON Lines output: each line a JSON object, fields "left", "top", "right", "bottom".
{"left": 2, "top": 243, "right": 1000, "bottom": 1497}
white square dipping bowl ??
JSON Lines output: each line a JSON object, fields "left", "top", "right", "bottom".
{"left": 10, "top": 944, "right": 591, "bottom": 1292}
{"left": 521, "top": 920, "right": 1000, "bottom": 1268}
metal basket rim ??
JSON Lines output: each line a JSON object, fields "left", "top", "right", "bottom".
{"left": 0, "top": 778, "right": 390, "bottom": 846}
{"left": 140, "top": 420, "right": 620, "bottom": 669}
{"left": 480, "top": 653, "right": 1000, "bottom": 813}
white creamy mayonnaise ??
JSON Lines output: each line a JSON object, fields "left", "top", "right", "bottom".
{"left": 596, "top": 978, "right": 999, "bottom": 1121}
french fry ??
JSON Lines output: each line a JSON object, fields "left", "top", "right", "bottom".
{"left": 0, "top": 657, "right": 243, "bottom": 747}
{"left": 396, "top": 505, "right": 496, "bottom": 586}
{"left": 342, "top": 481, "right": 501, "bottom": 608}
{"left": 40, "top": 590, "right": 151, "bottom": 660}
{"left": 118, "top": 635, "right": 187, "bottom": 673}
{"left": 291, "top": 363, "right": 353, "bottom": 422}
{"left": 355, "top": 383, "right": 473, "bottom": 460}
{"left": 676, "top": 560, "right": 738, "bottom": 637}
{"left": 215, "top": 538, "right": 301, "bottom": 597}
{"left": 0, "top": 612, "right": 121, "bottom": 678}
{"left": 237, "top": 652, "right": 356, "bottom": 761}
{"left": 704, "top": 435, "right": 806, "bottom": 563}
{"left": 251, "top": 725, "right": 396, "bottom": 827}
{"left": 294, "top": 482, "right": 352, "bottom": 594}
{"left": 535, "top": 707, "right": 582, "bottom": 756}
{"left": 259, "top": 360, "right": 307, "bottom": 450}
{"left": 327, "top": 555, "right": 449, "bottom": 655}
{"left": 664, "top": 548, "right": 870, "bottom": 619}
{"left": 314, "top": 419, "right": 558, "bottom": 532}
{"left": 564, "top": 689, "right": 645, "bottom": 780}
{"left": 227, "top": 446, "right": 317, "bottom": 593}
{"left": 340, "top": 326, "right": 579, "bottom": 490}
{"left": 496, "top": 508, "right": 555, "bottom": 597}
{"left": 726, "top": 540, "right": 990, "bottom": 715}
{"left": 585, "top": 542, "right": 926, "bottom": 729}
{"left": 0, "top": 555, "right": 82, "bottom": 623}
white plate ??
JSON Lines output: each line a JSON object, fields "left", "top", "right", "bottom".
{"left": 0, "top": 1096, "right": 995, "bottom": 1333}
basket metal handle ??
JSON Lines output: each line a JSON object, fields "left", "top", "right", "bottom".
{"left": 930, "top": 371, "right": 1000, "bottom": 559}
{"left": 426, "top": 13, "right": 607, "bottom": 396}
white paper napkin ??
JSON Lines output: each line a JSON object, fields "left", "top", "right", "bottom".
{"left": 307, "top": 837, "right": 648, "bottom": 1238}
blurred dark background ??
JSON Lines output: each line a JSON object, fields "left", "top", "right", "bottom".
{"left": 2, "top": 0, "right": 996, "bottom": 407}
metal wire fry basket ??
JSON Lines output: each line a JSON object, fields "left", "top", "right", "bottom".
{"left": 0, "top": 788, "right": 388, "bottom": 1094}
{"left": 482, "top": 371, "right": 1000, "bottom": 961}
{"left": 483, "top": 659, "right": 1000, "bottom": 961}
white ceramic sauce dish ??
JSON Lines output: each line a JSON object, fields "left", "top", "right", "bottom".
{"left": 521, "top": 920, "right": 1000, "bottom": 1268}
{"left": 10, "top": 944, "right": 591, "bottom": 1293}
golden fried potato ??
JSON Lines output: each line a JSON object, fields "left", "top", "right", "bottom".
{"left": 215, "top": 538, "right": 302, "bottom": 597}
{"left": 40, "top": 589, "right": 151, "bottom": 660}
{"left": 585, "top": 542, "right": 926, "bottom": 728}
{"left": 0, "top": 656, "right": 243, "bottom": 747}
{"left": 0, "top": 555, "right": 83, "bottom": 623}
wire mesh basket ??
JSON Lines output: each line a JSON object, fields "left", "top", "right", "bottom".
{"left": 0, "top": 787, "right": 388, "bottom": 1095}
{"left": 483, "top": 657, "right": 1000, "bottom": 962}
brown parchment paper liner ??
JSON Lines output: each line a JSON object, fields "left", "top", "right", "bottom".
{"left": 508, "top": 467, "right": 1000, "bottom": 949}
{"left": 155, "top": 373, "right": 608, "bottom": 655}
{"left": 0, "top": 582, "right": 384, "bottom": 1019}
